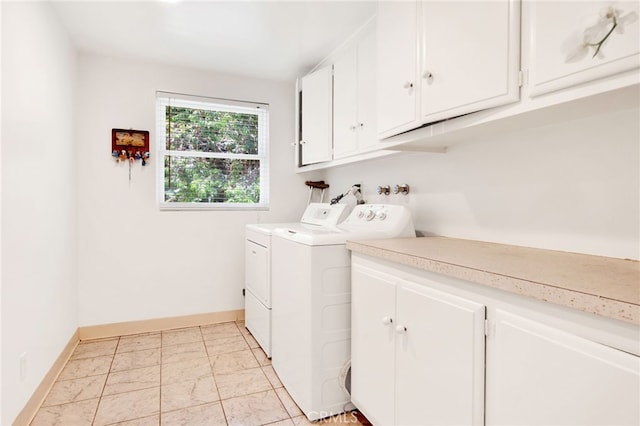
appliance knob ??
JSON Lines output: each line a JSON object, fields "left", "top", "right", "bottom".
{"left": 382, "top": 316, "right": 393, "bottom": 326}
{"left": 357, "top": 210, "right": 365, "bottom": 219}
{"left": 365, "top": 210, "right": 375, "bottom": 221}
{"left": 396, "top": 325, "right": 407, "bottom": 335}
{"left": 376, "top": 211, "right": 387, "bottom": 221}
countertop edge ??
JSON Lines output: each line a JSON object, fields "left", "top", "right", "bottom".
{"left": 346, "top": 241, "right": 640, "bottom": 325}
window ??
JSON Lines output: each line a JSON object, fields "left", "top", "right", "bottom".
{"left": 156, "top": 91, "right": 269, "bottom": 210}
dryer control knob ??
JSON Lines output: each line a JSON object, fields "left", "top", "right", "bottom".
{"left": 364, "top": 209, "right": 375, "bottom": 221}
{"left": 357, "top": 210, "right": 365, "bottom": 219}
{"left": 376, "top": 211, "right": 387, "bottom": 221}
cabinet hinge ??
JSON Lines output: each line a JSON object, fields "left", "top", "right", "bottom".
{"left": 518, "top": 69, "right": 526, "bottom": 88}
{"left": 484, "top": 319, "right": 494, "bottom": 338}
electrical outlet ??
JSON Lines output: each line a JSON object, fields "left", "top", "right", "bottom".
{"left": 20, "top": 352, "right": 27, "bottom": 381}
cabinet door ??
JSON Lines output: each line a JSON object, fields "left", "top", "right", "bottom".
{"left": 420, "top": 0, "right": 520, "bottom": 123}
{"left": 351, "top": 263, "right": 396, "bottom": 426}
{"left": 395, "top": 280, "right": 486, "bottom": 426}
{"left": 486, "top": 309, "right": 640, "bottom": 426}
{"left": 377, "top": 0, "right": 420, "bottom": 139}
{"left": 528, "top": 1, "right": 640, "bottom": 96}
{"left": 333, "top": 45, "right": 358, "bottom": 159}
{"left": 356, "top": 25, "right": 378, "bottom": 151}
{"left": 301, "top": 65, "right": 332, "bottom": 165}
{"left": 334, "top": 24, "right": 378, "bottom": 159}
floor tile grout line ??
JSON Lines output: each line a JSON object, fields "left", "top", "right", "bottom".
{"left": 35, "top": 322, "right": 308, "bottom": 426}
{"left": 159, "top": 328, "right": 165, "bottom": 423}
{"left": 90, "top": 335, "right": 121, "bottom": 426}
{"left": 271, "top": 387, "right": 296, "bottom": 423}
{"left": 99, "top": 334, "right": 161, "bottom": 425}
{"left": 199, "top": 324, "right": 228, "bottom": 425}
{"left": 228, "top": 323, "right": 293, "bottom": 424}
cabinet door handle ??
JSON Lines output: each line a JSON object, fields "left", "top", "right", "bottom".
{"left": 396, "top": 325, "right": 407, "bottom": 334}
{"left": 422, "top": 70, "right": 433, "bottom": 80}
{"left": 300, "top": 140, "right": 307, "bottom": 145}
{"left": 381, "top": 316, "right": 393, "bottom": 326}
{"left": 349, "top": 125, "right": 357, "bottom": 131}
{"left": 403, "top": 81, "right": 414, "bottom": 89}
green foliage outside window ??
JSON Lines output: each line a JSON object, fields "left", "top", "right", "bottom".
{"left": 163, "top": 106, "right": 264, "bottom": 205}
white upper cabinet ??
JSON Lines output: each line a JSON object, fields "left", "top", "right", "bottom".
{"left": 527, "top": 1, "right": 640, "bottom": 97}
{"left": 333, "top": 22, "right": 378, "bottom": 159}
{"left": 377, "top": 1, "right": 420, "bottom": 139}
{"left": 333, "top": 45, "right": 359, "bottom": 158}
{"left": 420, "top": 0, "right": 521, "bottom": 122}
{"left": 377, "top": 0, "right": 520, "bottom": 139}
{"left": 300, "top": 64, "right": 333, "bottom": 166}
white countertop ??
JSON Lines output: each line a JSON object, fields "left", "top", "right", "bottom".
{"left": 346, "top": 237, "right": 640, "bottom": 325}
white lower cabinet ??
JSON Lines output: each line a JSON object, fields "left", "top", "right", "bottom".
{"left": 351, "top": 254, "right": 640, "bottom": 426}
{"left": 486, "top": 309, "right": 640, "bottom": 426}
{"left": 351, "top": 261, "right": 486, "bottom": 426}
{"left": 351, "top": 265, "right": 396, "bottom": 425}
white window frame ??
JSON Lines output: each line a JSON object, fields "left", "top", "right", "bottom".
{"left": 156, "top": 91, "right": 269, "bottom": 211}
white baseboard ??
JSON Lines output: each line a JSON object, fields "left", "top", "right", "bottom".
{"left": 78, "top": 309, "right": 245, "bottom": 340}
{"left": 13, "top": 329, "right": 79, "bottom": 426}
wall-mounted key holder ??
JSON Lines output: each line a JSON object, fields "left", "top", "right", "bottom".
{"left": 111, "top": 129, "right": 150, "bottom": 180}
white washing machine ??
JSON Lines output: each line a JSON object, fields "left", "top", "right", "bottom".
{"left": 271, "top": 204, "right": 416, "bottom": 421}
{"left": 245, "top": 203, "right": 348, "bottom": 358}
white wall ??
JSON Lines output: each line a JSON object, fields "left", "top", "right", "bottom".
{"left": 0, "top": 3, "right": 4, "bottom": 422}
{"left": 321, "top": 106, "right": 640, "bottom": 260}
{"left": 76, "top": 54, "right": 312, "bottom": 327}
{"left": 1, "top": 2, "right": 79, "bottom": 424}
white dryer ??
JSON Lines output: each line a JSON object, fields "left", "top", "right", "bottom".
{"left": 271, "top": 204, "right": 415, "bottom": 421}
{"left": 244, "top": 203, "right": 348, "bottom": 358}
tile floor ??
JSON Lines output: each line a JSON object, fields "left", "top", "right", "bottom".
{"left": 30, "top": 321, "right": 364, "bottom": 426}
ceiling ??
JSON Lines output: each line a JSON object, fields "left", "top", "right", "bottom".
{"left": 51, "top": 0, "right": 377, "bottom": 82}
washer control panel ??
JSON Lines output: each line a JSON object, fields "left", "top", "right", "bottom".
{"left": 340, "top": 204, "right": 415, "bottom": 238}
{"left": 355, "top": 205, "right": 390, "bottom": 222}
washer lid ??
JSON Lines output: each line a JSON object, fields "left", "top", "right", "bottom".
{"left": 246, "top": 222, "right": 299, "bottom": 236}
{"left": 272, "top": 223, "right": 346, "bottom": 245}
{"left": 300, "top": 203, "right": 348, "bottom": 227}
{"left": 272, "top": 224, "right": 413, "bottom": 246}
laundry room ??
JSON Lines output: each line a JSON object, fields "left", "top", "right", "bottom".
{"left": 1, "top": 1, "right": 639, "bottom": 425}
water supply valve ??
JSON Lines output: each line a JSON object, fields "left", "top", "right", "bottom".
{"left": 377, "top": 185, "right": 391, "bottom": 195}
{"left": 393, "top": 184, "right": 410, "bottom": 195}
